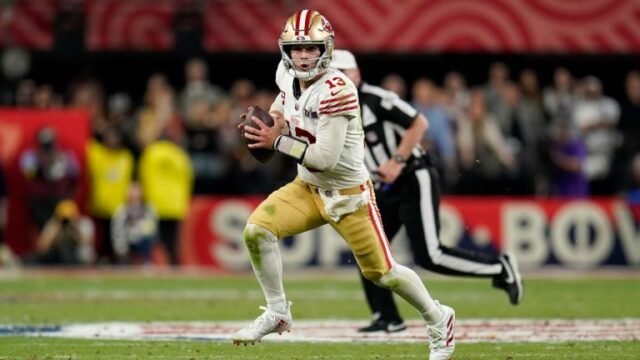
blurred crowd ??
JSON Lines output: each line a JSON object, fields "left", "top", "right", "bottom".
{"left": 1, "top": 58, "right": 640, "bottom": 267}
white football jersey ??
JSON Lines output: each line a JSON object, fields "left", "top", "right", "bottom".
{"left": 273, "top": 61, "right": 369, "bottom": 189}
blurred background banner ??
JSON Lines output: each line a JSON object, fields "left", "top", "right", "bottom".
{"left": 181, "top": 196, "right": 640, "bottom": 270}
{"left": 2, "top": 0, "right": 640, "bottom": 53}
{"left": 204, "top": 0, "right": 640, "bottom": 53}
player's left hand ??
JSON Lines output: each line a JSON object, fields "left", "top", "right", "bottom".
{"left": 375, "top": 160, "right": 404, "bottom": 184}
{"left": 243, "top": 116, "right": 281, "bottom": 150}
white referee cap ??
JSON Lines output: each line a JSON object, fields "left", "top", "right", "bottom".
{"left": 331, "top": 49, "right": 358, "bottom": 70}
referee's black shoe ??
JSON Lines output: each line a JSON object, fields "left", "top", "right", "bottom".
{"left": 493, "top": 252, "right": 524, "bottom": 305}
{"left": 358, "top": 319, "right": 407, "bottom": 333}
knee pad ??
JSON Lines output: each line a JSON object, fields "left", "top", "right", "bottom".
{"left": 243, "top": 223, "right": 277, "bottom": 251}
{"left": 369, "top": 266, "right": 400, "bottom": 290}
{"left": 243, "top": 223, "right": 278, "bottom": 244}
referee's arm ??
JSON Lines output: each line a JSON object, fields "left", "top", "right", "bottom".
{"left": 395, "top": 113, "right": 428, "bottom": 161}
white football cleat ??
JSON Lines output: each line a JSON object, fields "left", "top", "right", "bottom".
{"left": 428, "top": 301, "right": 455, "bottom": 360}
{"left": 232, "top": 302, "right": 292, "bottom": 346}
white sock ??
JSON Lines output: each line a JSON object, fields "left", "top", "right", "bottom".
{"left": 243, "top": 224, "right": 288, "bottom": 314}
{"left": 375, "top": 264, "right": 443, "bottom": 324}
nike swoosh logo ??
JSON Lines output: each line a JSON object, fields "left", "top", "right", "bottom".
{"left": 386, "top": 322, "right": 406, "bottom": 332}
{"left": 501, "top": 256, "right": 515, "bottom": 283}
{"left": 330, "top": 88, "right": 344, "bottom": 96}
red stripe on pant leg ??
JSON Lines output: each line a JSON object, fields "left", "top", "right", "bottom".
{"left": 367, "top": 201, "right": 391, "bottom": 269}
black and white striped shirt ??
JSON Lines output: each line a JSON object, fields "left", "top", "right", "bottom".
{"left": 358, "top": 82, "right": 425, "bottom": 171}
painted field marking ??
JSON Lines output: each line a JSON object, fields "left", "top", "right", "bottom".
{"left": 1, "top": 319, "right": 639, "bottom": 343}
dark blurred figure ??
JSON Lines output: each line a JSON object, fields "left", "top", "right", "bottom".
{"left": 411, "top": 78, "right": 457, "bottom": 191}
{"left": 0, "top": 163, "right": 5, "bottom": 245}
{"left": 106, "top": 92, "right": 139, "bottom": 158}
{"left": 456, "top": 90, "right": 515, "bottom": 194}
{"left": 548, "top": 122, "right": 589, "bottom": 197}
{"left": 19, "top": 127, "right": 79, "bottom": 230}
{"left": 136, "top": 74, "right": 184, "bottom": 149}
{"left": 111, "top": 182, "right": 158, "bottom": 265}
{"left": 0, "top": 164, "right": 18, "bottom": 268}
{"left": 183, "top": 92, "right": 229, "bottom": 194}
{"left": 381, "top": 73, "right": 407, "bottom": 99}
{"left": 484, "top": 62, "right": 511, "bottom": 117}
{"left": 14, "top": 79, "right": 36, "bottom": 107}
{"left": 543, "top": 67, "right": 576, "bottom": 125}
{"left": 615, "top": 71, "right": 640, "bottom": 191}
{"left": 28, "top": 199, "right": 94, "bottom": 266}
{"left": 178, "top": 58, "right": 226, "bottom": 118}
{"left": 33, "top": 84, "right": 63, "bottom": 109}
{"left": 69, "top": 79, "right": 108, "bottom": 140}
{"left": 624, "top": 154, "right": 640, "bottom": 224}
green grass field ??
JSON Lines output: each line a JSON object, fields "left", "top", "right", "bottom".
{"left": 1, "top": 269, "right": 639, "bottom": 359}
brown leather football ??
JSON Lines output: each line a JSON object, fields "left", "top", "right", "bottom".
{"left": 240, "top": 105, "right": 276, "bottom": 163}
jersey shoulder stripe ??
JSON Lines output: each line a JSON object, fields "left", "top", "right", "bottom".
{"left": 319, "top": 93, "right": 358, "bottom": 116}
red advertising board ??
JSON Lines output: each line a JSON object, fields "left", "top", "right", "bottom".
{"left": 0, "top": 109, "right": 90, "bottom": 256}
{"left": 180, "top": 196, "right": 640, "bottom": 270}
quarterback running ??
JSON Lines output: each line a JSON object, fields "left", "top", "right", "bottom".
{"left": 232, "top": 9, "right": 456, "bottom": 359}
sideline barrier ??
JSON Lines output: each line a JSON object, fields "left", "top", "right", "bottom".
{"left": 180, "top": 196, "right": 640, "bottom": 270}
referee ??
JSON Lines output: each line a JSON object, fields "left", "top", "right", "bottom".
{"left": 331, "top": 50, "right": 523, "bottom": 333}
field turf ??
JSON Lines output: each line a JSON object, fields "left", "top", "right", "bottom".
{"left": 0, "top": 269, "right": 638, "bottom": 359}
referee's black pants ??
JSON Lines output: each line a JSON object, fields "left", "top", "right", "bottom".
{"left": 360, "top": 165, "right": 504, "bottom": 322}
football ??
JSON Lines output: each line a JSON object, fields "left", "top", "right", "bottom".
{"left": 240, "top": 105, "right": 276, "bottom": 163}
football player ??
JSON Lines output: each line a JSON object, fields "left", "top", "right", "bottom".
{"left": 232, "top": 9, "right": 455, "bottom": 359}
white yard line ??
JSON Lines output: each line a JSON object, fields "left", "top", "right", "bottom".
{"left": 2, "top": 319, "right": 639, "bottom": 343}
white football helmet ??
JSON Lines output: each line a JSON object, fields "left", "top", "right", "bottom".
{"left": 279, "top": 9, "right": 335, "bottom": 81}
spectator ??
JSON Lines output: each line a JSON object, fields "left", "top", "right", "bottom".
{"left": 0, "top": 164, "right": 18, "bottom": 268}
{"left": 111, "top": 182, "right": 157, "bottom": 265}
{"left": 381, "top": 73, "right": 407, "bottom": 99}
{"left": 227, "top": 81, "right": 275, "bottom": 194}
{"left": 19, "top": 127, "right": 79, "bottom": 229}
{"left": 178, "top": 58, "right": 226, "bottom": 119}
{"left": 33, "top": 84, "right": 62, "bottom": 109}
{"left": 107, "top": 92, "right": 139, "bottom": 158}
{"left": 548, "top": 122, "right": 589, "bottom": 197}
{"left": 456, "top": 90, "right": 515, "bottom": 194}
{"left": 29, "top": 199, "right": 94, "bottom": 266}
{"left": 411, "top": 78, "right": 457, "bottom": 190}
{"left": 624, "top": 154, "right": 640, "bottom": 223}
{"left": 443, "top": 71, "right": 470, "bottom": 115}
{"left": 14, "top": 79, "right": 36, "bottom": 107}
{"left": 543, "top": 67, "right": 576, "bottom": 126}
{"left": 69, "top": 79, "right": 108, "bottom": 141}
{"left": 183, "top": 93, "right": 232, "bottom": 194}
{"left": 616, "top": 71, "right": 640, "bottom": 168}
{"left": 0, "top": 162, "right": 5, "bottom": 244}
{"left": 138, "top": 138, "right": 193, "bottom": 266}
{"left": 484, "top": 62, "right": 511, "bottom": 118}
{"left": 572, "top": 76, "right": 621, "bottom": 194}
{"left": 136, "top": 74, "right": 184, "bottom": 149}
{"left": 87, "top": 126, "right": 135, "bottom": 263}
{"left": 516, "top": 69, "right": 548, "bottom": 194}
{"left": 229, "top": 79, "right": 256, "bottom": 116}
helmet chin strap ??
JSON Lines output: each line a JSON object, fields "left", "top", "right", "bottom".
{"left": 288, "top": 67, "right": 318, "bottom": 81}
{"left": 285, "top": 53, "right": 330, "bottom": 81}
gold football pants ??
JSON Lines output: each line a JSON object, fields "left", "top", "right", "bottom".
{"left": 248, "top": 177, "right": 393, "bottom": 280}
